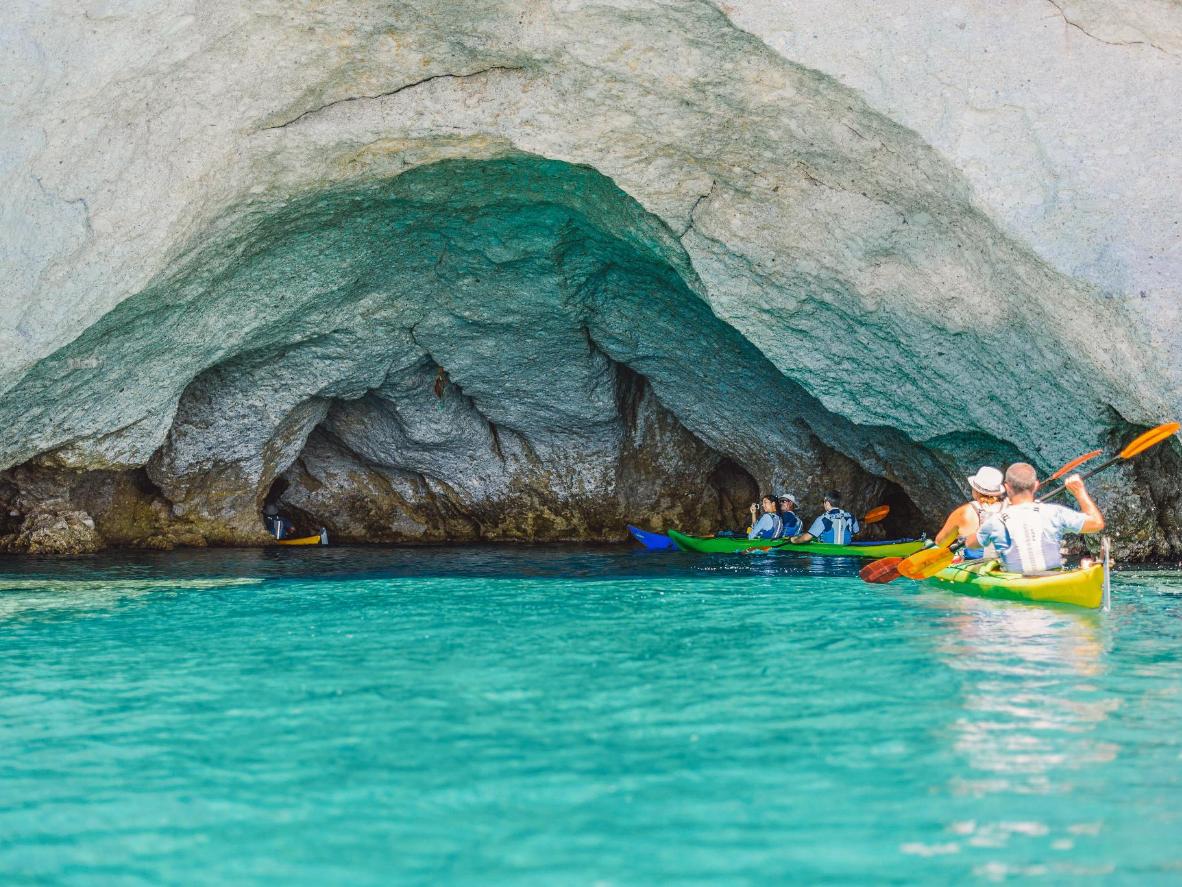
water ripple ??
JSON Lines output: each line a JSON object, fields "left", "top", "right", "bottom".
{"left": 0, "top": 547, "right": 1179, "bottom": 883}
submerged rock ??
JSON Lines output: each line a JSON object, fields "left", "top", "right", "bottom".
{"left": 0, "top": 1, "right": 1178, "bottom": 555}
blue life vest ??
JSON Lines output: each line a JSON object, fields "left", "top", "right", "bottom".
{"left": 814, "top": 508, "right": 857, "bottom": 544}
{"left": 265, "top": 514, "right": 292, "bottom": 540}
{"left": 750, "top": 512, "right": 783, "bottom": 540}
{"left": 777, "top": 511, "right": 803, "bottom": 538}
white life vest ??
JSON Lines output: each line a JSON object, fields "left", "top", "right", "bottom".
{"left": 995, "top": 503, "right": 1063, "bottom": 573}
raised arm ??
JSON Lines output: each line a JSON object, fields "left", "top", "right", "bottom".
{"left": 1064, "top": 475, "right": 1105, "bottom": 533}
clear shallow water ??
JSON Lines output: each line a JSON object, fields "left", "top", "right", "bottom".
{"left": 1, "top": 546, "right": 1180, "bottom": 884}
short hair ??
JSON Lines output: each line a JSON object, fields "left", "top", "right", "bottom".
{"left": 823, "top": 490, "right": 841, "bottom": 506}
{"left": 1005, "top": 462, "right": 1039, "bottom": 494}
{"left": 760, "top": 493, "right": 776, "bottom": 503}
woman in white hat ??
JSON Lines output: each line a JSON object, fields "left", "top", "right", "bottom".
{"left": 935, "top": 466, "right": 1005, "bottom": 560}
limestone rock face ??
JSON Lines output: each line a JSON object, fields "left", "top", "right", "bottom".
{"left": 0, "top": 510, "right": 101, "bottom": 556}
{"left": 0, "top": 0, "right": 1178, "bottom": 555}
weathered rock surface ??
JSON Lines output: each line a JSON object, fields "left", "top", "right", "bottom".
{"left": 0, "top": 0, "right": 1178, "bottom": 555}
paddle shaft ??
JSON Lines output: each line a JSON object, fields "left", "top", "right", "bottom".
{"left": 1038, "top": 453, "right": 1122, "bottom": 502}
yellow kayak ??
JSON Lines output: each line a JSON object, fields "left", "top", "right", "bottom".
{"left": 925, "top": 560, "right": 1103, "bottom": 609}
{"left": 274, "top": 533, "right": 326, "bottom": 546}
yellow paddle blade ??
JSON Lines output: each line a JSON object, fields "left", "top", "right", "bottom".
{"left": 1120, "top": 421, "right": 1180, "bottom": 459}
{"left": 1049, "top": 450, "right": 1101, "bottom": 481}
{"left": 897, "top": 545, "right": 956, "bottom": 580}
{"left": 862, "top": 505, "right": 890, "bottom": 524}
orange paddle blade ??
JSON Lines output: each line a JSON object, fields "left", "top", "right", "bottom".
{"left": 862, "top": 505, "right": 890, "bottom": 524}
{"left": 1049, "top": 450, "right": 1101, "bottom": 481}
{"left": 860, "top": 556, "right": 903, "bottom": 584}
{"left": 1120, "top": 421, "right": 1180, "bottom": 459}
{"left": 897, "top": 545, "right": 956, "bottom": 580}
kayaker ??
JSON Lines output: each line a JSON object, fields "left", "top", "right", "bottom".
{"left": 263, "top": 504, "right": 292, "bottom": 540}
{"left": 967, "top": 463, "right": 1104, "bottom": 574}
{"left": 791, "top": 491, "right": 859, "bottom": 544}
{"left": 935, "top": 466, "right": 1005, "bottom": 559}
{"left": 747, "top": 495, "right": 784, "bottom": 540}
{"left": 776, "top": 494, "right": 804, "bottom": 538}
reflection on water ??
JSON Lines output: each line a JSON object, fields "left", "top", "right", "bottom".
{"left": 906, "top": 594, "right": 1127, "bottom": 869}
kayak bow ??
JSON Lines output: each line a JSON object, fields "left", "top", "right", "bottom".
{"left": 627, "top": 525, "right": 678, "bottom": 551}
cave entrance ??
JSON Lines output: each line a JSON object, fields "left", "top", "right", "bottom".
{"left": 4, "top": 152, "right": 953, "bottom": 548}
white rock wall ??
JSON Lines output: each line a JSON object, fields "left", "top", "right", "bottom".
{"left": 721, "top": 0, "right": 1182, "bottom": 381}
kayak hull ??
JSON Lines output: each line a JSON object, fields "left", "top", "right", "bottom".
{"left": 925, "top": 561, "right": 1103, "bottom": 609}
{"left": 627, "top": 525, "right": 678, "bottom": 551}
{"left": 274, "top": 534, "right": 325, "bottom": 546}
{"left": 666, "top": 529, "right": 925, "bottom": 559}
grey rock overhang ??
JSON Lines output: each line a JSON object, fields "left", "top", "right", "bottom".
{"left": 0, "top": 157, "right": 939, "bottom": 527}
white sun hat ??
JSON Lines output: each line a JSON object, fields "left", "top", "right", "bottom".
{"left": 967, "top": 466, "right": 1004, "bottom": 496}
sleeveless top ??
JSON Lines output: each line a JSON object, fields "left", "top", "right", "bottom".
{"left": 960, "top": 501, "right": 999, "bottom": 560}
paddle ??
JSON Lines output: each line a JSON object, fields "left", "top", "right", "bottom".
{"left": 760, "top": 504, "right": 890, "bottom": 553}
{"left": 1038, "top": 422, "right": 1179, "bottom": 502}
{"left": 860, "top": 448, "right": 1112, "bottom": 585}
{"left": 895, "top": 533, "right": 960, "bottom": 580}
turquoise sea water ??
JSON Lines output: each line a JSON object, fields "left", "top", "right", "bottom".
{"left": 1, "top": 546, "right": 1180, "bottom": 884}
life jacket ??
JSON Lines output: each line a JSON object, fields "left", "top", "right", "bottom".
{"left": 751, "top": 512, "right": 783, "bottom": 540}
{"left": 816, "top": 508, "right": 856, "bottom": 544}
{"left": 777, "top": 511, "right": 803, "bottom": 539}
{"left": 994, "top": 503, "right": 1063, "bottom": 573}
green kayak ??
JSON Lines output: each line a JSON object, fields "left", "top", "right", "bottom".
{"left": 666, "top": 530, "right": 926, "bottom": 559}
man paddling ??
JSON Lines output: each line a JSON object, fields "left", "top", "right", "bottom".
{"left": 791, "top": 491, "right": 859, "bottom": 544}
{"left": 935, "top": 466, "right": 1005, "bottom": 560}
{"left": 967, "top": 463, "right": 1104, "bottom": 574}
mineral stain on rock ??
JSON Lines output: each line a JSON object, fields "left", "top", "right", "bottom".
{"left": 1, "top": 1, "right": 1178, "bottom": 556}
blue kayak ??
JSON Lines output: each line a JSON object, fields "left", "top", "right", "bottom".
{"left": 627, "top": 525, "right": 678, "bottom": 551}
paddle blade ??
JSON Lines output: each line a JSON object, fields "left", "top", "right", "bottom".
{"left": 897, "top": 545, "right": 955, "bottom": 580}
{"left": 860, "top": 557, "right": 902, "bottom": 584}
{"left": 862, "top": 505, "right": 890, "bottom": 524}
{"left": 1120, "top": 421, "right": 1180, "bottom": 459}
{"left": 1049, "top": 450, "right": 1101, "bottom": 481}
